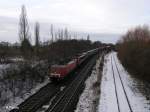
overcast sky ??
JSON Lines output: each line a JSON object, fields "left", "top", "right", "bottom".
{"left": 0, "top": 0, "right": 150, "bottom": 43}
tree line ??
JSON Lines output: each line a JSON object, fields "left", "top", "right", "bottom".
{"left": 117, "top": 25, "right": 150, "bottom": 82}
{"left": 0, "top": 5, "right": 102, "bottom": 63}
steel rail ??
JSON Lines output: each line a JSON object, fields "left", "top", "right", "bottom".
{"left": 113, "top": 55, "right": 133, "bottom": 112}
{"left": 111, "top": 56, "right": 121, "bottom": 112}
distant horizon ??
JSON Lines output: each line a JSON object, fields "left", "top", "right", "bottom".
{"left": 0, "top": 30, "right": 121, "bottom": 44}
{"left": 0, "top": 15, "right": 121, "bottom": 44}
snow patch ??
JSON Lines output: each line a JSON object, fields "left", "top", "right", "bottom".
{"left": 60, "top": 86, "right": 66, "bottom": 91}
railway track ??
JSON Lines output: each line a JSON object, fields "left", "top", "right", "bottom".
{"left": 45, "top": 54, "right": 98, "bottom": 112}
{"left": 111, "top": 54, "right": 133, "bottom": 112}
{"left": 10, "top": 51, "right": 101, "bottom": 112}
{"left": 17, "top": 83, "right": 60, "bottom": 112}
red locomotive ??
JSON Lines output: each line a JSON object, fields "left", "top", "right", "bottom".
{"left": 49, "top": 48, "right": 99, "bottom": 81}
{"left": 50, "top": 58, "right": 78, "bottom": 80}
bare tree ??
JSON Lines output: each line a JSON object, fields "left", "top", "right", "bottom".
{"left": 50, "top": 24, "right": 54, "bottom": 43}
{"left": 60, "top": 29, "right": 64, "bottom": 40}
{"left": 19, "top": 5, "right": 32, "bottom": 59}
{"left": 64, "top": 28, "right": 69, "bottom": 40}
{"left": 19, "top": 5, "right": 30, "bottom": 42}
{"left": 58, "top": 29, "right": 61, "bottom": 40}
{"left": 87, "top": 34, "right": 90, "bottom": 40}
{"left": 35, "top": 22, "right": 40, "bottom": 57}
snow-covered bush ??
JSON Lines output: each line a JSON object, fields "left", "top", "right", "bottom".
{"left": 0, "top": 61, "right": 49, "bottom": 107}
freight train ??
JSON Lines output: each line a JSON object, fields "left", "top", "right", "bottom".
{"left": 49, "top": 47, "right": 110, "bottom": 81}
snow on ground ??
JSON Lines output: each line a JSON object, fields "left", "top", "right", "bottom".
{"left": 0, "top": 64, "right": 10, "bottom": 77}
{"left": 98, "top": 52, "right": 150, "bottom": 112}
{"left": 0, "top": 64, "right": 9, "bottom": 70}
{"left": 1, "top": 78, "right": 49, "bottom": 112}
{"left": 112, "top": 53, "right": 131, "bottom": 112}
{"left": 75, "top": 56, "right": 102, "bottom": 112}
{"left": 98, "top": 53, "right": 118, "bottom": 112}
